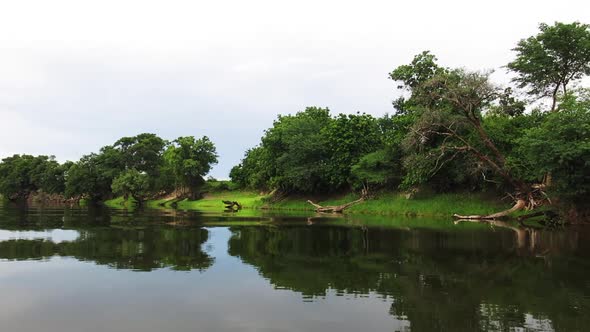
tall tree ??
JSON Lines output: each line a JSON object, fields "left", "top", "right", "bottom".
{"left": 165, "top": 136, "right": 218, "bottom": 199}
{"left": 112, "top": 133, "right": 167, "bottom": 176}
{"left": 64, "top": 153, "right": 114, "bottom": 201}
{"left": 260, "top": 107, "right": 332, "bottom": 193}
{"left": 323, "top": 112, "right": 381, "bottom": 188}
{"left": 111, "top": 169, "right": 150, "bottom": 202}
{"left": 507, "top": 22, "right": 590, "bottom": 111}
{"left": 391, "top": 52, "right": 545, "bottom": 217}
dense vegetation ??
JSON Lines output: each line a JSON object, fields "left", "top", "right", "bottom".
{"left": 0, "top": 133, "right": 218, "bottom": 203}
{"left": 230, "top": 22, "right": 590, "bottom": 218}
{"left": 1, "top": 22, "right": 589, "bottom": 219}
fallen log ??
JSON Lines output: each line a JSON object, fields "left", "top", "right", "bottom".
{"left": 306, "top": 196, "right": 365, "bottom": 213}
{"left": 453, "top": 199, "right": 526, "bottom": 220}
{"left": 222, "top": 200, "right": 242, "bottom": 210}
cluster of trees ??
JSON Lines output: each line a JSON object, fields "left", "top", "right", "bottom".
{"left": 1, "top": 21, "right": 588, "bottom": 216}
{"left": 229, "top": 107, "right": 397, "bottom": 193}
{"left": 230, "top": 22, "right": 590, "bottom": 214}
{"left": 0, "top": 134, "right": 218, "bottom": 202}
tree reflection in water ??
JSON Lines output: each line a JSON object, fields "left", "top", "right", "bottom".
{"left": 228, "top": 224, "right": 590, "bottom": 332}
{"left": 0, "top": 226, "right": 213, "bottom": 271}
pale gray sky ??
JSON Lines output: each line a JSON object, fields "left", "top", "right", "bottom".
{"left": 0, "top": 0, "right": 588, "bottom": 178}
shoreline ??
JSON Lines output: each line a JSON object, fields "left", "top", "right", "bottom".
{"left": 104, "top": 190, "right": 513, "bottom": 218}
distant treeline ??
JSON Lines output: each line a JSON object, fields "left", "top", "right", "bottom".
{"left": 229, "top": 22, "right": 590, "bottom": 214}
{"left": 1, "top": 22, "right": 589, "bottom": 216}
{"left": 0, "top": 134, "right": 217, "bottom": 202}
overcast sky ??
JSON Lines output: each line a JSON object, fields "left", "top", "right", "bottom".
{"left": 0, "top": 0, "right": 588, "bottom": 178}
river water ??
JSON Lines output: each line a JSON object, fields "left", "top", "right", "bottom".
{"left": 0, "top": 202, "right": 588, "bottom": 332}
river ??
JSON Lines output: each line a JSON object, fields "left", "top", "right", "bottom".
{"left": 0, "top": 202, "right": 588, "bottom": 332}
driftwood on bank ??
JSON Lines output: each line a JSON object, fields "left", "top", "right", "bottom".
{"left": 453, "top": 199, "right": 526, "bottom": 220}
{"left": 306, "top": 196, "right": 365, "bottom": 213}
{"left": 222, "top": 200, "right": 242, "bottom": 210}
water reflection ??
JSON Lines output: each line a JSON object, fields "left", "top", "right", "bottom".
{"left": 228, "top": 225, "right": 590, "bottom": 332}
{"left": 0, "top": 227, "right": 213, "bottom": 271}
{"left": 0, "top": 203, "right": 589, "bottom": 332}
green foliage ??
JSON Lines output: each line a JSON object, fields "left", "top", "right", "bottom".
{"left": 231, "top": 108, "right": 388, "bottom": 193}
{"left": 0, "top": 155, "right": 67, "bottom": 200}
{"left": 265, "top": 107, "right": 332, "bottom": 192}
{"left": 323, "top": 112, "right": 382, "bottom": 187}
{"left": 111, "top": 169, "right": 150, "bottom": 201}
{"left": 392, "top": 67, "right": 495, "bottom": 189}
{"left": 230, "top": 146, "right": 271, "bottom": 189}
{"left": 113, "top": 133, "right": 167, "bottom": 177}
{"left": 62, "top": 133, "right": 217, "bottom": 201}
{"left": 512, "top": 92, "right": 590, "bottom": 202}
{"left": 203, "top": 178, "right": 239, "bottom": 192}
{"left": 164, "top": 136, "right": 218, "bottom": 197}
{"left": 351, "top": 149, "right": 399, "bottom": 189}
{"left": 483, "top": 109, "right": 546, "bottom": 189}
{"left": 64, "top": 153, "right": 115, "bottom": 200}
{"left": 231, "top": 107, "right": 333, "bottom": 193}
{"left": 507, "top": 22, "right": 590, "bottom": 109}
{"left": 389, "top": 50, "right": 446, "bottom": 91}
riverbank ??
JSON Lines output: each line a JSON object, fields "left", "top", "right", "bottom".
{"left": 104, "top": 190, "right": 512, "bottom": 218}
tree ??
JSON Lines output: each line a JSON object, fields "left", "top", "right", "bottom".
{"left": 0, "top": 155, "right": 67, "bottom": 200}
{"left": 390, "top": 54, "right": 545, "bottom": 217}
{"left": 350, "top": 149, "right": 399, "bottom": 189}
{"left": 112, "top": 133, "right": 167, "bottom": 176}
{"left": 111, "top": 169, "right": 150, "bottom": 202}
{"left": 64, "top": 153, "right": 114, "bottom": 201}
{"left": 254, "top": 107, "right": 333, "bottom": 193}
{"left": 389, "top": 50, "right": 447, "bottom": 93}
{"left": 231, "top": 108, "right": 391, "bottom": 194}
{"left": 512, "top": 91, "right": 590, "bottom": 208}
{"left": 323, "top": 112, "right": 382, "bottom": 189}
{"left": 507, "top": 22, "right": 590, "bottom": 111}
{"left": 230, "top": 146, "right": 272, "bottom": 190}
{"left": 165, "top": 136, "right": 218, "bottom": 199}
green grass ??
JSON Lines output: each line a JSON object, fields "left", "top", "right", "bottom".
{"left": 123, "top": 190, "right": 512, "bottom": 218}
{"left": 104, "top": 196, "right": 138, "bottom": 208}
{"left": 175, "top": 191, "right": 267, "bottom": 210}
{"left": 345, "top": 192, "right": 509, "bottom": 217}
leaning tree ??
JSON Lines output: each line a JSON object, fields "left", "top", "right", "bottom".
{"left": 396, "top": 65, "right": 547, "bottom": 219}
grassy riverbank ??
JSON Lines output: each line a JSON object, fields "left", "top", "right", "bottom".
{"left": 105, "top": 190, "right": 511, "bottom": 217}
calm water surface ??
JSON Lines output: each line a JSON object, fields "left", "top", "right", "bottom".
{"left": 0, "top": 202, "right": 589, "bottom": 332}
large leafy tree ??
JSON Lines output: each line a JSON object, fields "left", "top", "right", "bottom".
{"left": 391, "top": 52, "right": 547, "bottom": 216}
{"left": 229, "top": 146, "right": 272, "bottom": 190}
{"left": 231, "top": 107, "right": 408, "bottom": 193}
{"left": 111, "top": 169, "right": 151, "bottom": 202}
{"left": 507, "top": 22, "right": 590, "bottom": 111}
{"left": 65, "top": 153, "right": 115, "bottom": 201}
{"left": 512, "top": 91, "right": 590, "bottom": 207}
{"left": 323, "top": 112, "right": 381, "bottom": 188}
{"left": 112, "top": 133, "right": 167, "bottom": 176}
{"left": 259, "top": 107, "right": 333, "bottom": 193}
{"left": 165, "top": 136, "right": 218, "bottom": 198}
{"left": 0, "top": 155, "right": 67, "bottom": 200}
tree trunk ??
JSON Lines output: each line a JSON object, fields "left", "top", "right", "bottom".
{"left": 453, "top": 199, "right": 526, "bottom": 220}
{"left": 306, "top": 197, "right": 365, "bottom": 213}
{"left": 551, "top": 84, "right": 560, "bottom": 112}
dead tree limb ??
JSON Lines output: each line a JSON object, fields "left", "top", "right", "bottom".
{"left": 222, "top": 200, "right": 242, "bottom": 210}
{"left": 453, "top": 199, "right": 526, "bottom": 220}
{"left": 306, "top": 196, "right": 365, "bottom": 213}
